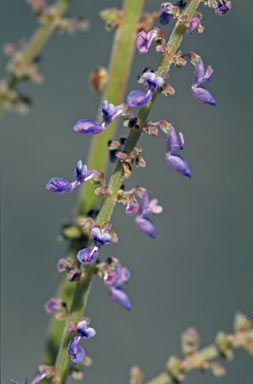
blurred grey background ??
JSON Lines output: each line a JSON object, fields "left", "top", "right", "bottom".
{"left": 1, "top": 0, "right": 253, "bottom": 383}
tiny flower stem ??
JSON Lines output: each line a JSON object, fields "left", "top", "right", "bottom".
{"left": 0, "top": 0, "right": 72, "bottom": 116}
{"left": 53, "top": 1, "right": 201, "bottom": 383}
{"left": 42, "top": 0, "right": 145, "bottom": 373}
{"left": 145, "top": 330, "right": 252, "bottom": 384}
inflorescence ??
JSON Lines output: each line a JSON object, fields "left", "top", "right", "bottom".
{"left": 42, "top": 0, "right": 233, "bottom": 369}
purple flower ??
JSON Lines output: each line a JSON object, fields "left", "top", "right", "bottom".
{"left": 44, "top": 297, "right": 63, "bottom": 313}
{"left": 166, "top": 125, "right": 191, "bottom": 177}
{"left": 46, "top": 160, "right": 97, "bottom": 194}
{"left": 159, "top": 2, "right": 173, "bottom": 25}
{"left": 73, "top": 100, "right": 124, "bottom": 135}
{"left": 77, "top": 320, "right": 96, "bottom": 339}
{"left": 187, "top": 15, "right": 201, "bottom": 34}
{"left": 68, "top": 337, "right": 85, "bottom": 363}
{"left": 135, "top": 192, "right": 162, "bottom": 238}
{"left": 127, "top": 71, "right": 164, "bottom": 108}
{"left": 215, "top": 0, "right": 232, "bottom": 15}
{"left": 68, "top": 321, "right": 96, "bottom": 363}
{"left": 192, "top": 58, "right": 216, "bottom": 106}
{"left": 159, "top": 1, "right": 186, "bottom": 25}
{"left": 104, "top": 262, "right": 131, "bottom": 287}
{"left": 72, "top": 119, "right": 105, "bottom": 135}
{"left": 90, "top": 226, "right": 112, "bottom": 247}
{"left": 136, "top": 29, "right": 156, "bottom": 54}
{"left": 77, "top": 226, "right": 112, "bottom": 265}
{"left": 104, "top": 259, "right": 131, "bottom": 310}
{"left": 100, "top": 100, "right": 124, "bottom": 126}
{"left": 77, "top": 247, "right": 99, "bottom": 265}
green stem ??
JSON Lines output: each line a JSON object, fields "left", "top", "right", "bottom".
{"left": 42, "top": 0, "right": 145, "bottom": 372}
{"left": 0, "top": 0, "right": 71, "bottom": 115}
{"left": 54, "top": 1, "right": 201, "bottom": 382}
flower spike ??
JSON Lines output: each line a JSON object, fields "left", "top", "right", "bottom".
{"left": 191, "top": 57, "right": 216, "bottom": 106}
{"left": 46, "top": 160, "right": 97, "bottom": 194}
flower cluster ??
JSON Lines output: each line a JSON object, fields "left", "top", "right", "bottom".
{"left": 203, "top": 0, "right": 232, "bottom": 15}
{"left": 0, "top": 2, "right": 89, "bottom": 114}
{"left": 42, "top": 0, "right": 234, "bottom": 372}
{"left": 68, "top": 320, "right": 96, "bottom": 363}
{"left": 0, "top": 80, "right": 31, "bottom": 114}
{"left": 2, "top": 39, "right": 43, "bottom": 87}
{"left": 27, "top": 0, "right": 89, "bottom": 33}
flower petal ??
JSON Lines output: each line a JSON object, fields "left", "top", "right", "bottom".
{"left": 68, "top": 337, "right": 85, "bottom": 363}
{"left": 126, "top": 89, "right": 151, "bottom": 107}
{"left": 166, "top": 154, "right": 191, "bottom": 178}
{"left": 73, "top": 119, "right": 105, "bottom": 135}
{"left": 159, "top": 5, "right": 172, "bottom": 25}
{"left": 135, "top": 216, "right": 156, "bottom": 238}
{"left": 117, "top": 266, "right": 131, "bottom": 286}
{"left": 192, "top": 86, "right": 216, "bottom": 106}
{"left": 149, "top": 199, "right": 163, "bottom": 215}
{"left": 109, "top": 287, "right": 131, "bottom": 310}
{"left": 30, "top": 373, "right": 46, "bottom": 384}
{"left": 77, "top": 247, "right": 98, "bottom": 264}
{"left": 45, "top": 177, "right": 73, "bottom": 193}
{"left": 193, "top": 58, "right": 205, "bottom": 86}
{"left": 90, "top": 227, "right": 112, "bottom": 247}
{"left": 138, "top": 191, "right": 150, "bottom": 216}
{"left": 167, "top": 125, "right": 182, "bottom": 154}
{"left": 136, "top": 29, "right": 156, "bottom": 54}
{"left": 77, "top": 320, "right": 96, "bottom": 339}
